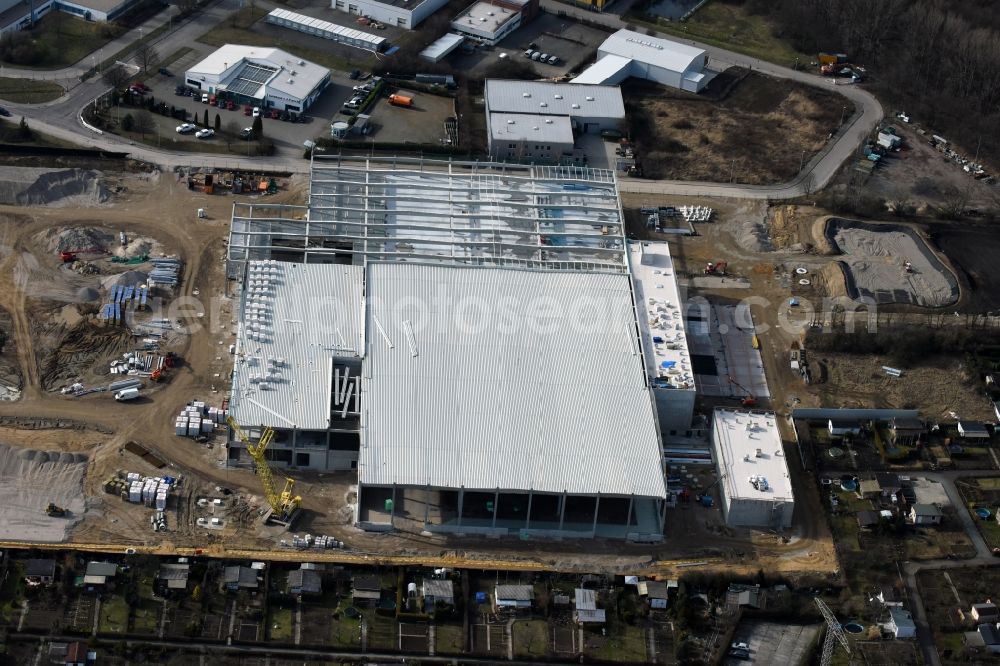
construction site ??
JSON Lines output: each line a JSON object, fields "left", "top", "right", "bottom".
{"left": 0, "top": 155, "right": 845, "bottom": 585}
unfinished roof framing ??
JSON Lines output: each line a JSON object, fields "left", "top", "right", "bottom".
{"left": 227, "top": 156, "right": 629, "bottom": 275}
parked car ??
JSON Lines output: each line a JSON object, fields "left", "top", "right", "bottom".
{"left": 0, "top": 106, "right": 10, "bottom": 117}
{"left": 349, "top": 69, "right": 361, "bottom": 80}
{"left": 129, "top": 85, "right": 147, "bottom": 95}
{"left": 226, "top": 100, "right": 235, "bottom": 110}
{"left": 133, "top": 82, "right": 150, "bottom": 92}
{"left": 240, "top": 127, "right": 254, "bottom": 140}
{"left": 523, "top": 49, "right": 533, "bottom": 58}
{"left": 175, "top": 123, "right": 196, "bottom": 134}
{"left": 252, "top": 106, "right": 261, "bottom": 117}
{"left": 174, "top": 86, "right": 186, "bottom": 95}
{"left": 195, "top": 128, "right": 214, "bottom": 139}
{"left": 547, "top": 55, "right": 559, "bottom": 65}
{"left": 530, "top": 51, "right": 541, "bottom": 61}
{"left": 279, "top": 111, "right": 290, "bottom": 121}
{"left": 243, "top": 105, "right": 253, "bottom": 116}
{"left": 158, "top": 68, "right": 172, "bottom": 76}
{"left": 201, "top": 93, "right": 209, "bottom": 103}
{"left": 539, "top": 53, "right": 549, "bottom": 62}
{"left": 269, "top": 109, "right": 280, "bottom": 119}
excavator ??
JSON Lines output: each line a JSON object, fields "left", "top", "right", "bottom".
{"left": 727, "top": 375, "right": 757, "bottom": 408}
{"left": 226, "top": 417, "right": 302, "bottom": 523}
{"left": 45, "top": 503, "right": 68, "bottom": 517}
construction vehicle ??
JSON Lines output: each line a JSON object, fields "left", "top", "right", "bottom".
{"left": 727, "top": 375, "right": 757, "bottom": 407}
{"left": 227, "top": 417, "right": 302, "bottom": 523}
{"left": 704, "top": 261, "right": 728, "bottom": 275}
{"left": 388, "top": 94, "right": 413, "bottom": 108}
{"left": 59, "top": 251, "right": 77, "bottom": 263}
{"left": 45, "top": 503, "right": 67, "bottom": 517}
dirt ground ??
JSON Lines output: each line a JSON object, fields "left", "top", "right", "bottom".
{"left": 928, "top": 222, "right": 1000, "bottom": 312}
{"left": 625, "top": 70, "right": 846, "bottom": 184}
{"left": 0, "top": 169, "right": 846, "bottom": 580}
{"left": 858, "top": 121, "right": 999, "bottom": 211}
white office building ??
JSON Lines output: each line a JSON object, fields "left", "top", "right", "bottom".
{"left": 573, "top": 29, "right": 709, "bottom": 93}
{"left": 484, "top": 80, "right": 624, "bottom": 160}
{"left": 711, "top": 410, "right": 794, "bottom": 529}
{"left": 185, "top": 44, "right": 331, "bottom": 113}
{"left": 331, "top": 0, "right": 448, "bottom": 29}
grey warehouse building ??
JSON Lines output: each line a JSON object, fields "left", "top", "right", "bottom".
{"left": 226, "top": 156, "right": 668, "bottom": 541}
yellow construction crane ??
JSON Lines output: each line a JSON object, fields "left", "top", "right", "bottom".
{"left": 226, "top": 416, "right": 302, "bottom": 521}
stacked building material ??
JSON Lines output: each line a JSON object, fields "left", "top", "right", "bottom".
{"left": 175, "top": 400, "right": 228, "bottom": 438}
{"left": 149, "top": 258, "right": 182, "bottom": 286}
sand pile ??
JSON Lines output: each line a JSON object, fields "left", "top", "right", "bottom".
{"left": 830, "top": 222, "right": 958, "bottom": 307}
{"left": 102, "top": 270, "right": 148, "bottom": 289}
{"left": 0, "top": 443, "right": 87, "bottom": 542}
{"left": 16, "top": 169, "right": 109, "bottom": 207}
{"left": 45, "top": 227, "right": 114, "bottom": 253}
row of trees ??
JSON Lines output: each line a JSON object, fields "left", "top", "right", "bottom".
{"left": 735, "top": 0, "right": 1000, "bottom": 168}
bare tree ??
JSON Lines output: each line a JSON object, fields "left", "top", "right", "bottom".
{"left": 135, "top": 42, "right": 159, "bottom": 75}
{"left": 102, "top": 65, "right": 130, "bottom": 90}
{"left": 225, "top": 120, "right": 241, "bottom": 149}
{"left": 134, "top": 110, "right": 156, "bottom": 138}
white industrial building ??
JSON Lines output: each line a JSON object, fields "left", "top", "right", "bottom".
{"left": 266, "top": 8, "right": 387, "bottom": 53}
{"left": 450, "top": 0, "right": 521, "bottom": 45}
{"left": 226, "top": 156, "right": 671, "bottom": 541}
{"left": 331, "top": 0, "right": 447, "bottom": 29}
{"left": 484, "top": 80, "right": 625, "bottom": 161}
{"left": 573, "top": 29, "right": 709, "bottom": 93}
{"left": 630, "top": 241, "right": 695, "bottom": 434}
{"left": 185, "top": 44, "right": 331, "bottom": 113}
{"left": 0, "top": 0, "right": 140, "bottom": 32}
{"left": 711, "top": 409, "right": 794, "bottom": 529}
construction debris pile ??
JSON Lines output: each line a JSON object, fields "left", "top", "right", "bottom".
{"left": 103, "top": 470, "right": 178, "bottom": 510}
{"left": 280, "top": 533, "right": 345, "bottom": 549}
{"left": 109, "top": 351, "right": 167, "bottom": 378}
{"left": 174, "top": 399, "right": 228, "bottom": 438}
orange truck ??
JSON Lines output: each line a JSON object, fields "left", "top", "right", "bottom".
{"left": 388, "top": 94, "right": 413, "bottom": 108}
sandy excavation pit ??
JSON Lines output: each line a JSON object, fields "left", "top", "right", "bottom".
{"left": 0, "top": 443, "right": 88, "bottom": 542}
{"left": 0, "top": 167, "right": 109, "bottom": 207}
{"left": 826, "top": 219, "right": 958, "bottom": 307}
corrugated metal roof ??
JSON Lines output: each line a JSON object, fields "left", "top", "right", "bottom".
{"left": 361, "top": 262, "right": 666, "bottom": 498}
{"left": 267, "top": 8, "right": 385, "bottom": 50}
{"left": 496, "top": 584, "right": 534, "bottom": 600}
{"left": 571, "top": 54, "right": 632, "bottom": 85}
{"left": 420, "top": 32, "right": 466, "bottom": 61}
{"left": 229, "top": 261, "right": 364, "bottom": 430}
{"left": 598, "top": 29, "right": 706, "bottom": 74}
{"left": 485, "top": 80, "right": 625, "bottom": 119}
{"left": 489, "top": 112, "right": 574, "bottom": 143}
{"left": 575, "top": 588, "right": 597, "bottom": 610}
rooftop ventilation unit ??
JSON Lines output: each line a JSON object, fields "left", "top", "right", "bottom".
{"left": 571, "top": 103, "right": 580, "bottom": 108}
{"left": 522, "top": 92, "right": 531, "bottom": 98}
{"left": 506, "top": 119, "right": 515, "bottom": 124}
{"left": 539, "top": 102, "right": 547, "bottom": 107}
{"left": 554, "top": 94, "right": 563, "bottom": 99}
{"left": 585, "top": 96, "right": 595, "bottom": 101}
{"left": 532, "top": 126, "right": 539, "bottom": 130}
{"left": 298, "top": 60, "right": 305, "bottom": 65}
{"left": 544, "top": 119, "right": 553, "bottom": 124}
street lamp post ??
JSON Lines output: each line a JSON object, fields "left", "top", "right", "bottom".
{"left": 841, "top": 105, "right": 847, "bottom": 125}
{"left": 799, "top": 150, "right": 806, "bottom": 173}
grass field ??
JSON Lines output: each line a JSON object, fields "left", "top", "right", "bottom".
{"left": 512, "top": 620, "right": 549, "bottom": 658}
{"left": 0, "top": 78, "right": 64, "bottom": 103}
{"left": 269, "top": 606, "right": 294, "bottom": 641}
{"left": 589, "top": 624, "right": 648, "bottom": 662}
{"left": 132, "top": 599, "right": 160, "bottom": 634}
{"left": 98, "top": 595, "right": 130, "bottom": 634}
{"left": 196, "top": 7, "right": 367, "bottom": 73}
{"left": 626, "top": 1, "right": 810, "bottom": 67}
{"left": 436, "top": 623, "right": 465, "bottom": 654}
{"left": 1, "top": 13, "right": 121, "bottom": 69}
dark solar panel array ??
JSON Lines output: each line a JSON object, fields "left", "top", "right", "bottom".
{"left": 227, "top": 62, "right": 278, "bottom": 97}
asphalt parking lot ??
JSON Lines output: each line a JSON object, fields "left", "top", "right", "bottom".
{"left": 364, "top": 88, "right": 455, "bottom": 144}
{"left": 136, "top": 70, "right": 365, "bottom": 152}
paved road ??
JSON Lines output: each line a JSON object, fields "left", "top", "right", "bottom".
{"left": 539, "top": 0, "right": 883, "bottom": 199}
{"left": 0, "top": 0, "right": 883, "bottom": 191}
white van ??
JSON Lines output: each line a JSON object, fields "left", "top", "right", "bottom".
{"left": 114, "top": 388, "right": 140, "bottom": 401}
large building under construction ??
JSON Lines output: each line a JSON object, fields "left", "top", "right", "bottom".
{"left": 225, "top": 156, "right": 693, "bottom": 540}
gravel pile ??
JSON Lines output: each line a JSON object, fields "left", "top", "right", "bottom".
{"left": 0, "top": 444, "right": 87, "bottom": 542}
